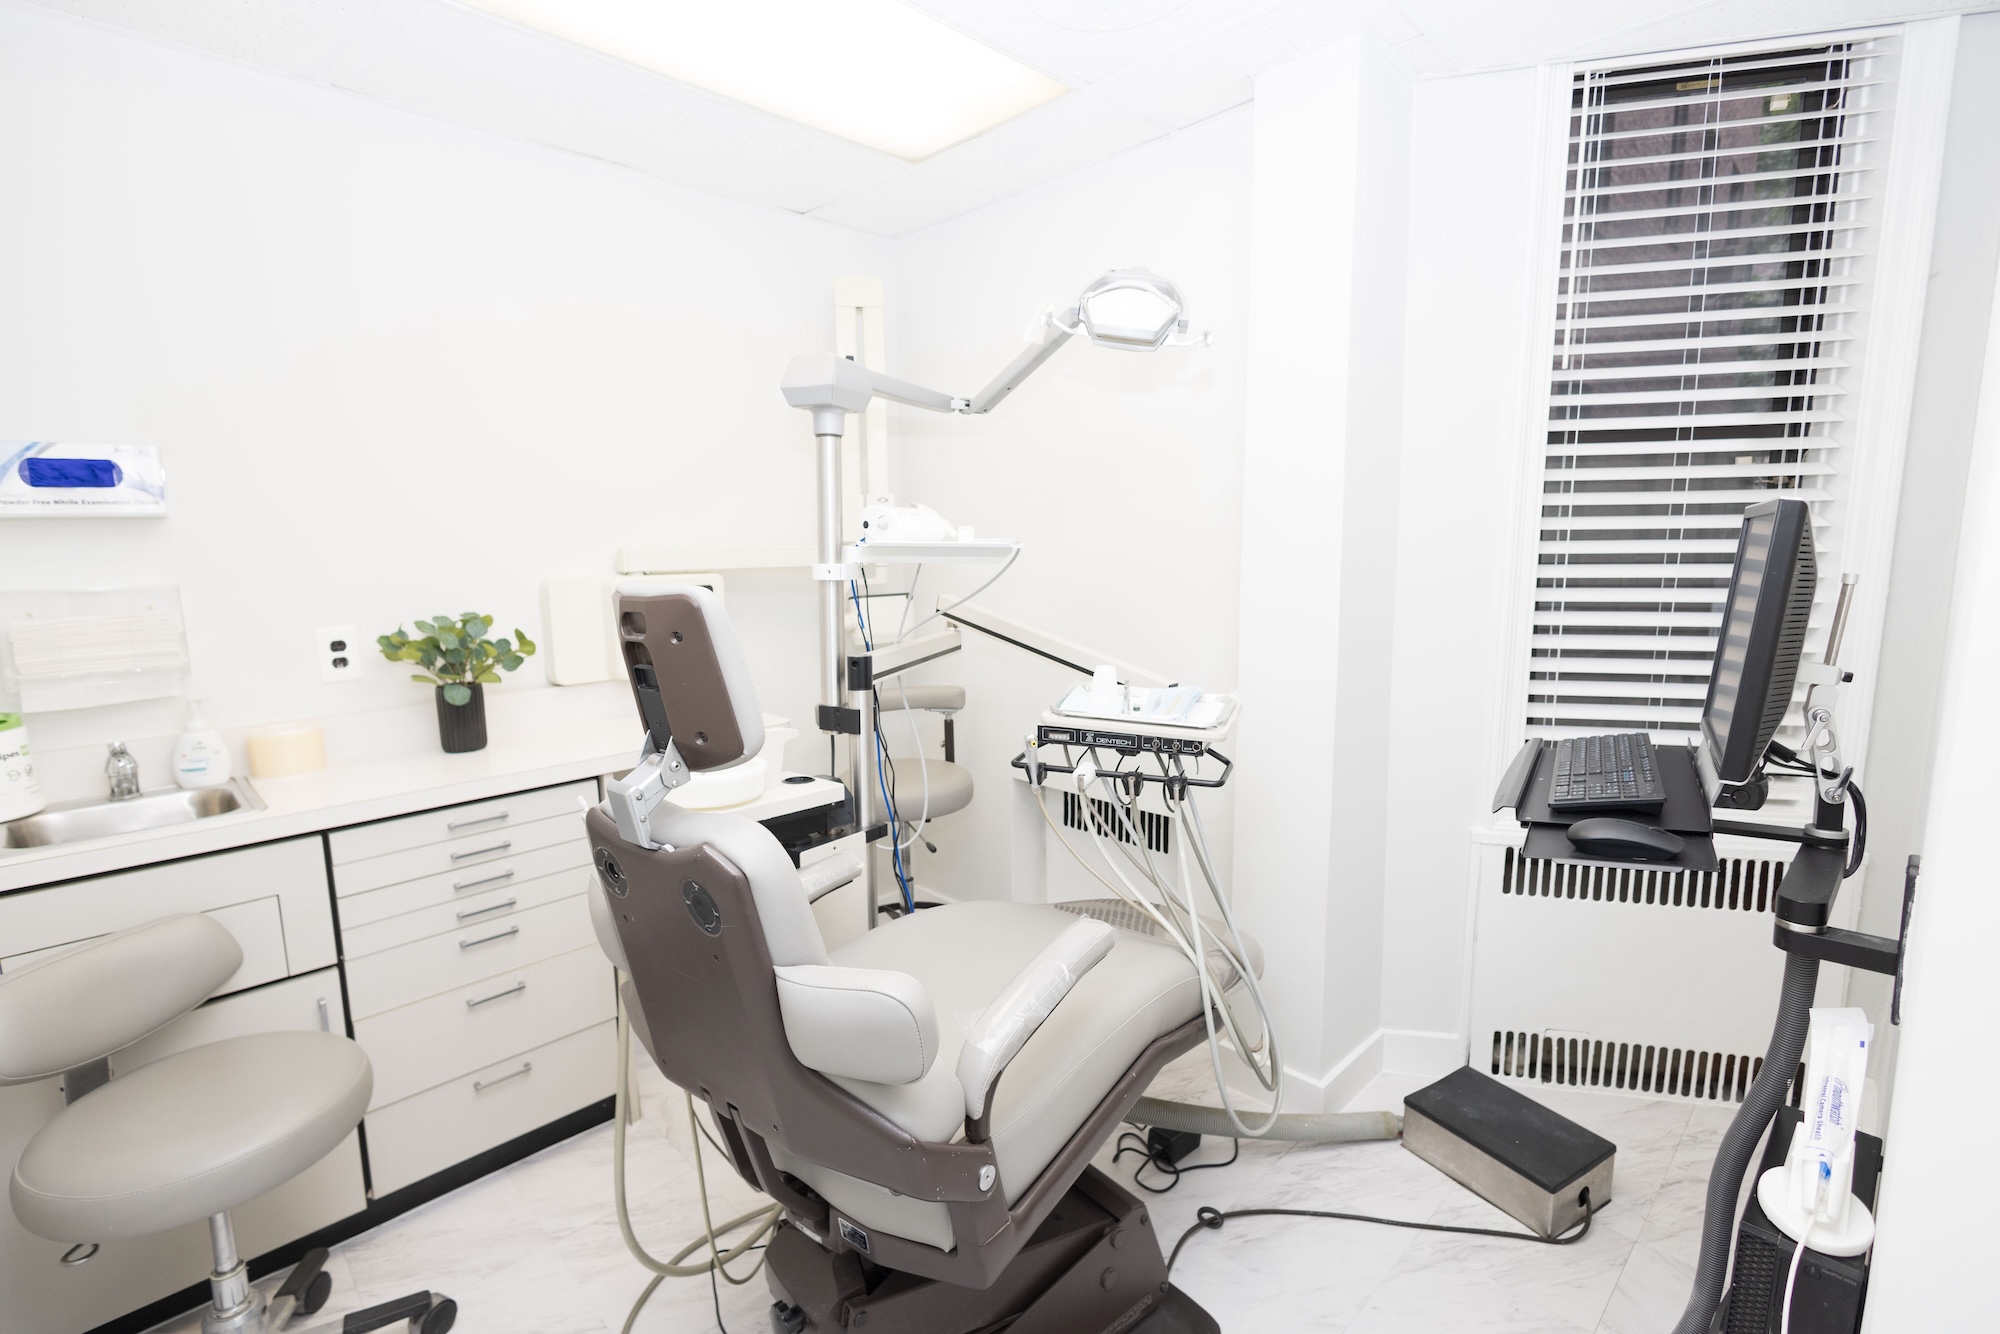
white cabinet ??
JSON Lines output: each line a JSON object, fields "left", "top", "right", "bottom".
{"left": 329, "top": 779, "right": 614, "bottom": 1198}
{"left": 0, "top": 836, "right": 335, "bottom": 993}
{"left": 0, "top": 969, "right": 366, "bottom": 1334}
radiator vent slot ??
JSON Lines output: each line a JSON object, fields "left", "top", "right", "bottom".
{"left": 1501, "top": 846, "right": 1785, "bottom": 912}
{"left": 1490, "top": 1028, "right": 1765, "bottom": 1102}
{"left": 1061, "top": 792, "right": 1170, "bottom": 855}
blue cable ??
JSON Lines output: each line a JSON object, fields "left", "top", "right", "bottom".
{"left": 850, "top": 582, "right": 915, "bottom": 913}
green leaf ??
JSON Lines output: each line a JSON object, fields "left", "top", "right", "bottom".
{"left": 410, "top": 674, "right": 436, "bottom": 685}
{"left": 501, "top": 654, "right": 524, "bottom": 672}
{"left": 414, "top": 620, "right": 436, "bottom": 635}
{"left": 442, "top": 683, "right": 472, "bottom": 706}
{"left": 436, "top": 630, "right": 460, "bottom": 650}
{"left": 398, "top": 645, "right": 423, "bottom": 661}
{"left": 494, "top": 638, "right": 512, "bottom": 655}
{"left": 475, "top": 670, "right": 501, "bottom": 685}
{"left": 514, "top": 630, "right": 536, "bottom": 656}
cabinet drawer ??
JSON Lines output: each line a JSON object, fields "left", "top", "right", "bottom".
{"left": 341, "top": 864, "right": 594, "bottom": 960}
{"left": 335, "top": 838, "right": 591, "bottom": 930}
{"left": 329, "top": 780, "right": 597, "bottom": 867}
{"left": 112, "top": 966, "right": 344, "bottom": 1076}
{"left": 363, "top": 1020, "right": 614, "bottom": 1197}
{"left": 0, "top": 836, "right": 334, "bottom": 982}
{"left": 345, "top": 893, "right": 596, "bottom": 1020}
{"left": 2, "top": 895, "right": 290, "bottom": 999}
{"left": 332, "top": 811, "right": 587, "bottom": 897}
{"left": 353, "top": 945, "right": 613, "bottom": 1109}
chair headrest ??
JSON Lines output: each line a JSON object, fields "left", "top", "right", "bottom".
{"left": 614, "top": 581, "right": 765, "bottom": 772}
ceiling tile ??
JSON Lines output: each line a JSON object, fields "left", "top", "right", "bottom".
{"left": 1259, "top": 0, "right": 1387, "bottom": 50}
{"left": 1393, "top": 0, "right": 1699, "bottom": 70}
{"left": 329, "top": 1, "right": 702, "bottom": 165}
{"left": 809, "top": 170, "right": 997, "bottom": 237}
{"left": 907, "top": 0, "right": 1282, "bottom": 86}
{"left": 1091, "top": 20, "right": 1293, "bottom": 129}
{"left": 19, "top": 0, "right": 373, "bottom": 84}
{"left": 921, "top": 90, "right": 1169, "bottom": 197}
{"left": 626, "top": 98, "right": 910, "bottom": 215}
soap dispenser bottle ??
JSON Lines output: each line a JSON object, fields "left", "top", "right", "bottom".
{"left": 173, "top": 698, "right": 232, "bottom": 789}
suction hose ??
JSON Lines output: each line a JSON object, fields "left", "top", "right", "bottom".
{"left": 1131, "top": 1096, "right": 1401, "bottom": 1144}
{"left": 1670, "top": 951, "right": 1821, "bottom": 1334}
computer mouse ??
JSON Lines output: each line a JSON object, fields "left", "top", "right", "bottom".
{"left": 1565, "top": 818, "right": 1685, "bottom": 863}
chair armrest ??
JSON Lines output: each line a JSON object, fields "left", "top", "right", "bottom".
{"left": 956, "top": 918, "right": 1116, "bottom": 1129}
{"left": 773, "top": 965, "right": 939, "bottom": 1085}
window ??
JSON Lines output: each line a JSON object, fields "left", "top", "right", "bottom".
{"left": 1527, "top": 43, "right": 1882, "bottom": 740}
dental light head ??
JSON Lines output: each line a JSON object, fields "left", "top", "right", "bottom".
{"left": 1061, "top": 269, "right": 1200, "bottom": 352}
{"left": 779, "top": 268, "right": 1209, "bottom": 434}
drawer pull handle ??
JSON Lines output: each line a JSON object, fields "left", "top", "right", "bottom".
{"left": 457, "top": 897, "right": 519, "bottom": 922}
{"left": 466, "top": 980, "right": 527, "bottom": 1008}
{"left": 450, "top": 841, "right": 513, "bottom": 863}
{"left": 474, "top": 1062, "right": 532, "bottom": 1093}
{"left": 453, "top": 869, "right": 515, "bottom": 893}
{"left": 460, "top": 925, "right": 522, "bottom": 950}
{"left": 448, "top": 810, "right": 510, "bottom": 832}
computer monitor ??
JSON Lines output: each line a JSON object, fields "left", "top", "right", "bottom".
{"left": 1698, "top": 498, "right": 1818, "bottom": 801}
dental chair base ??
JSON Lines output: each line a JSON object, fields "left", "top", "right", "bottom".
{"left": 764, "top": 1165, "right": 1216, "bottom": 1334}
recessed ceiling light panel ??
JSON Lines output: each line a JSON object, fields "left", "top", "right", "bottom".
{"left": 461, "top": 0, "right": 1068, "bottom": 161}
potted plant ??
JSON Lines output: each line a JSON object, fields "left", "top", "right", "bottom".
{"left": 377, "top": 614, "right": 536, "bottom": 753}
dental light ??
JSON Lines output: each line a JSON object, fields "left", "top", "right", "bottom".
{"left": 780, "top": 267, "right": 1208, "bottom": 748}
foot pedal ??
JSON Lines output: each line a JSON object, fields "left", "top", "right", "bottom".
{"left": 1402, "top": 1067, "right": 1613, "bottom": 1238}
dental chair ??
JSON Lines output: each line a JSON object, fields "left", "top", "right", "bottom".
{"left": 0, "top": 914, "right": 455, "bottom": 1334}
{"left": 588, "top": 585, "right": 1223, "bottom": 1333}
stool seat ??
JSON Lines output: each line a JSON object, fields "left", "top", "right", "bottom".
{"left": 11, "top": 1031, "right": 371, "bottom": 1242}
{"left": 901, "top": 759, "right": 972, "bottom": 819}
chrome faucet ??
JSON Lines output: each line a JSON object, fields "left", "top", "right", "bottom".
{"left": 106, "top": 742, "right": 141, "bottom": 801}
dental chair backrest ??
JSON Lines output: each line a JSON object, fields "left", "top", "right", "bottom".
{"left": 613, "top": 578, "right": 765, "bottom": 774}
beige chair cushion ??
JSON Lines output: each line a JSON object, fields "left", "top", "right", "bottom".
{"left": 771, "top": 901, "right": 1205, "bottom": 1252}
{"left": 11, "top": 1031, "right": 371, "bottom": 1242}
{"left": 894, "top": 760, "right": 972, "bottom": 820}
{"left": 0, "top": 914, "right": 241, "bottom": 1085}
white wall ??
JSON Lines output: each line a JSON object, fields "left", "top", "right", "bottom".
{"left": 1374, "top": 64, "right": 1555, "bottom": 1064}
{"left": 883, "top": 111, "right": 1253, "bottom": 906}
{"left": 1844, "top": 10, "right": 2000, "bottom": 1117}
{"left": 1862, "top": 215, "right": 2000, "bottom": 1334}
{"left": 0, "top": 3, "right": 889, "bottom": 758}
{"left": 1231, "top": 36, "right": 1413, "bottom": 1107}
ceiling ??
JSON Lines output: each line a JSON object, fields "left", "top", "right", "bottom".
{"left": 16, "top": 0, "right": 1989, "bottom": 236}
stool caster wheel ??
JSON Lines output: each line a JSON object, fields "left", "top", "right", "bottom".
{"left": 418, "top": 1296, "right": 456, "bottom": 1334}
{"left": 301, "top": 1270, "right": 333, "bottom": 1316}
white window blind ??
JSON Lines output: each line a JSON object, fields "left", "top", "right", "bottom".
{"left": 1529, "top": 41, "right": 1884, "bottom": 739}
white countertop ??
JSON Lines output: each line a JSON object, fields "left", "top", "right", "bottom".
{"left": 0, "top": 685, "right": 648, "bottom": 893}
{"left": 1, "top": 682, "right": 852, "bottom": 894}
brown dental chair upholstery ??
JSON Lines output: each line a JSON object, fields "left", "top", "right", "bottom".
{"left": 586, "top": 585, "right": 1222, "bottom": 1334}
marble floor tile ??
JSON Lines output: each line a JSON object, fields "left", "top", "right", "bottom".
{"left": 140, "top": 1076, "right": 1735, "bottom": 1334}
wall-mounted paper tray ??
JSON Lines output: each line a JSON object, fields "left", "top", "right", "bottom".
{"left": 0, "top": 587, "right": 189, "bottom": 712}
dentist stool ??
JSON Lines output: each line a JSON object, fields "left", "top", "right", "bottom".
{"left": 0, "top": 913, "right": 455, "bottom": 1334}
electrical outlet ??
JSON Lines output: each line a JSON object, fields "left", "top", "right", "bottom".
{"left": 318, "top": 625, "right": 363, "bottom": 683}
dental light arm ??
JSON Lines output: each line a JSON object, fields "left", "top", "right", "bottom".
{"left": 779, "top": 269, "right": 1208, "bottom": 434}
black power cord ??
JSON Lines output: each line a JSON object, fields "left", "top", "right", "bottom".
{"left": 1165, "top": 1187, "right": 1595, "bottom": 1277}
{"left": 1764, "top": 742, "right": 1868, "bottom": 876}
{"left": 1112, "top": 1132, "right": 1239, "bottom": 1194}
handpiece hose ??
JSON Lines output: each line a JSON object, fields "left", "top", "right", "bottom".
{"left": 1670, "top": 950, "right": 1821, "bottom": 1334}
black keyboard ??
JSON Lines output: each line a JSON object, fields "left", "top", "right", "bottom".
{"left": 1548, "top": 732, "right": 1665, "bottom": 811}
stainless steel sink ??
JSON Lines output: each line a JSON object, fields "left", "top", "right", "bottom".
{"left": 0, "top": 777, "right": 265, "bottom": 851}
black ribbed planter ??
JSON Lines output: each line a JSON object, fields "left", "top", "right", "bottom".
{"left": 435, "top": 684, "right": 488, "bottom": 753}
